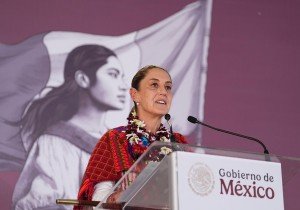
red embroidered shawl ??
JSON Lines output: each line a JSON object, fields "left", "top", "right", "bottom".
{"left": 77, "top": 126, "right": 185, "bottom": 201}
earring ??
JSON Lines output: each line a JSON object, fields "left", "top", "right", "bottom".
{"left": 136, "top": 102, "right": 140, "bottom": 106}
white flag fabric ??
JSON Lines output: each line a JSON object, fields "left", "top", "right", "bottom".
{"left": 0, "top": 0, "right": 212, "bottom": 171}
{"left": 43, "top": 0, "right": 211, "bottom": 140}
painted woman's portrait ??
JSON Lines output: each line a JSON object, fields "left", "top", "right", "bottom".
{"left": 10, "top": 44, "right": 127, "bottom": 209}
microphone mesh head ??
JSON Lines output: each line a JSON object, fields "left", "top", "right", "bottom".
{"left": 164, "top": 114, "right": 171, "bottom": 121}
{"left": 187, "top": 116, "right": 198, "bottom": 124}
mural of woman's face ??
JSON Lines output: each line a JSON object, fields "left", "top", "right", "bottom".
{"left": 89, "top": 56, "right": 127, "bottom": 110}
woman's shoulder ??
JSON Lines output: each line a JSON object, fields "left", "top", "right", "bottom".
{"left": 36, "top": 134, "right": 71, "bottom": 145}
{"left": 98, "top": 126, "right": 127, "bottom": 142}
{"left": 91, "top": 125, "right": 130, "bottom": 160}
{"left": 30, "top": 134, "right": 87, "bottom": 159}
{"left": 110, "top": 126, "right": 127, "bottom": 133}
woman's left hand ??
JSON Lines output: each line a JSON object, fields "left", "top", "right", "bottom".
{"left": 106, "top": 189, "right": 123, "bottom": 203}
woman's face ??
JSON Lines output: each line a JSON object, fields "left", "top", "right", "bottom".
{"left": 89, "top": 56, "right": 127, "bottom": 110}
{"left": 132, "top": 68, "right": 173, "bottom": 118}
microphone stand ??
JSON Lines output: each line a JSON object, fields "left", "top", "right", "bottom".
{"left": 188, "top": 116, "right": 271, "bottom": 161}
{"left": 165, "top": 114, "right": 176, "bottom": 142}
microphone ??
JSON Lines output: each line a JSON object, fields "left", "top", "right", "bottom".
{"left": 164, "top": 113, "right": 171, "bottom": 121}
{"left": 165, "top": 114, "right": 176, "bottom": 142}
{"left": 187, "top": 116, "right": 270, "bottom": 159}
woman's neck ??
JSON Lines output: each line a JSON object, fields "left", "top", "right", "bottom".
{"left": 68, "top": 94, "right": 108, "bottom": 134}
{"left": 139, "top": 113, "right": 162, "bottom": 134}
{"left": 69, "top": 108, "right": 107, "bottom": 132}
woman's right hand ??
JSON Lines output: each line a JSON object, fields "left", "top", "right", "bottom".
{"left": 121, "top": 172, "right": 137, "bottom": 190}
{"left": 107, "top": 172, "right": 137, "bottom": 203}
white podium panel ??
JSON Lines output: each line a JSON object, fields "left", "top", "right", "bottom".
{"left": 55, "top": 142, "right": 299, "bottom": 210}
{"left": 175, "top": 152, "right": 284, "bottom": 210}
{"left": 92, "top": 142, "right": 299, "bottom": 210}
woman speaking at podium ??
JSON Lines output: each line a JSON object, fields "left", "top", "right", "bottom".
{"left": 77, "top": 65, "right": 185, "bottom": 205}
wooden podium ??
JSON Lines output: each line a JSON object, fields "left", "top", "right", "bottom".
{"left": 58, "top": 142, "right": 300, "bottom": 210}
